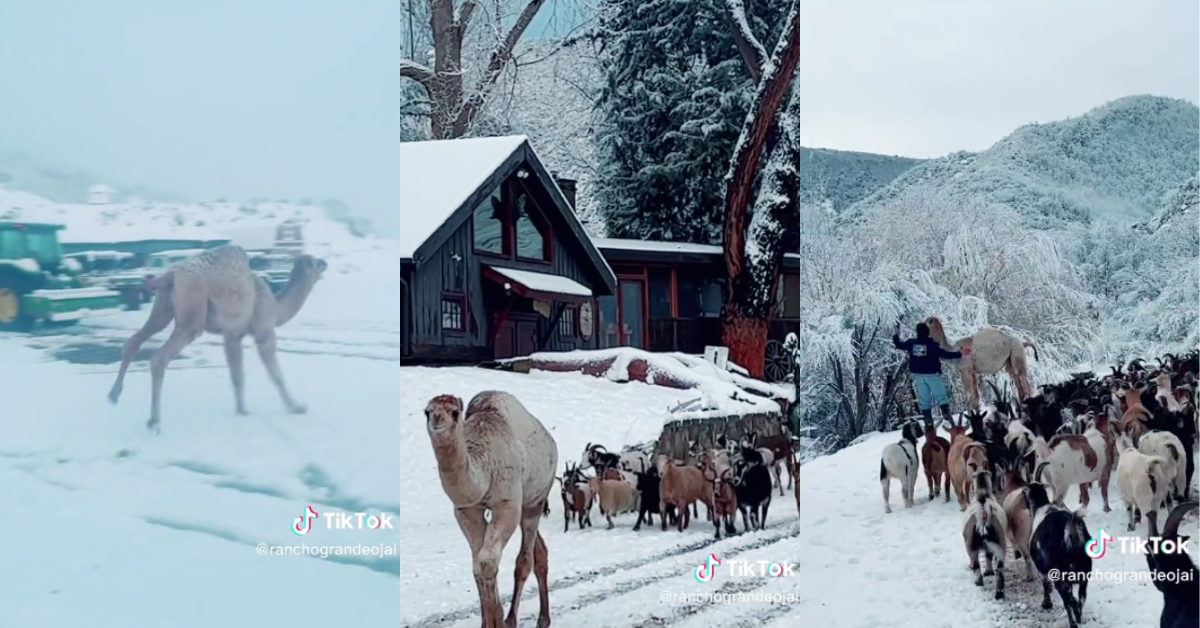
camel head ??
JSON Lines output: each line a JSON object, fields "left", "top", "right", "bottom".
{"left": 425, "top": 394, "right": 463, "bottom": 435}
{"left": 922, "top": 316, "right": 955, "bottom": 351}
{"left": 289, "top": 255, "right": 327, "bottom": 286}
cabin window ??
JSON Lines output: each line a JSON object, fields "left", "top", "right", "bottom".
{"left": 472, "top": 186, "right": 506, "bottom": 255}
{"left": 647, "top": 267, "right": 673, "bottom": 319}
{"left": 514, "top": 191, "right": 550, "bottom": 261}
{"left": 559, "top": 305, "right": 576, "bottom": 338}
{"left": 676, "top": 274, "right": 723, "bottom": 318}
{"left": 441, "top": 293, "right": 466, "bottom": 333}
{"left": 781, "top": 273, "right": 801, "bottom": 318}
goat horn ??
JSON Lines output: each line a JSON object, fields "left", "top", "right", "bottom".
{"left": 1162, "top": 500, "right": 1199, "bottom": 538}
{"left": 1034, "top": 461, "right": 1050, "bottom": 484}
{"left": 985, "top": 380, "right": 1003, "bottom": 405}
{"left": 593, "top": 444, "right": 608, "bottom": 452}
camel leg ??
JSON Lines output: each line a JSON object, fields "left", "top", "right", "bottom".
{"left": 1004, "top": 362, "right": 1030, "bottom": 401}
{"left": 504, "top": 505, "right": 544, "bottom": 628}
{"left": 147, "top": 322, "right": 202, "bottom": 433}
{"left": 962, "top": 369, "right": 981, "bottom": 410}
{"left": 253, "top": 330, "right": 306, "bottom": 414}
{"left": 453, "top": 507, "right": 491, "bottom": 626}
{"left": 479, "top": 501, "right": 521, "bottom": 628}
{"left": 108, "top": 292, "right": 173, "bottom": 405}
{"left": 533, "top": 530, "right": 551, "bottom": 628}
{"left": 224, "top": 334, "right": 249, "bottom": 416}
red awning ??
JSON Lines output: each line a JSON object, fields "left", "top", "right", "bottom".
{"left": 483, "top": 265, "right": 594, "bottom": 304}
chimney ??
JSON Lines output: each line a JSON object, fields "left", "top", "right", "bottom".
{"left": 551, "top": 172, "right": 577, "bottom": 212}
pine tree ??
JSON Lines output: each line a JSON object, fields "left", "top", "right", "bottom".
{"left": 593, "top": 0, "right": 788, "bottom": 244}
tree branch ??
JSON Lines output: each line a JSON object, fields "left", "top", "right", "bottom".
{"left": 456, "top": 0, "right": 478, "bottom": 31}
{"left": 399, "top": 59, "right": 434, "bottom": 86}
{"left": 451, "top": 0, "right": 548, "bottom": 136}
{"left": 722, "top": 0, "right": 767, "bottom": 82}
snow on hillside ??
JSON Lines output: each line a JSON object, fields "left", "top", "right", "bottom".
{"left": 798, "top": 426, "right": 1200, "bottom": 628}
{"left": 842, "top": 95, "right": 1200, "bottom": 229}
{"left": 0, "top": 184, "right": 392, "bottom": 270}
{"left": 797, "top": 146, "right": 924, "bottom": 211}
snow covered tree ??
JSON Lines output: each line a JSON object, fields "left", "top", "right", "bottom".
{"left": 399, "top": 0, "right": 585, "bottom": 138}
{"left": 592, "top": 0, "right": 789, "bottom": 243}
{"left": 718, "top": 0, "right": 801, "bottom": 378}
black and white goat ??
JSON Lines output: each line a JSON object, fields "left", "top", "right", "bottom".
{"left": 731, "top": 459, "right": 772, "bottom": 531}
{"left": 580, "top": 442, "right": 650, "bottom": 475}
{"left": 962, "top": 468, "right": 1007, "bottom": 599}
{"left": 1146, "top": 500, "right": 1198, "bottom": 628}
{"left": 1026, "top": 462, "right": 1093, "bottom": 628}
{"left": 879, "top": 420, "right": 921, "bottom": 514}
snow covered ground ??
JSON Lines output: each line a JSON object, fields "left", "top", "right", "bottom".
{"left": 2, "top": 247, "right": 802, "bottom": 627}
{"left": 797, "top": 426, "right": 1200, "bottom": 628}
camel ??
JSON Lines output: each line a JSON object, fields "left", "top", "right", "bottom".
{"left": 425, "top": 391, "right": 558, "bottom": 628}
{"left": 924, "top": 316, "right": 1038, "bottom": 411}
{"left": 107, "top": 245, "right": 326, "bottom": 433}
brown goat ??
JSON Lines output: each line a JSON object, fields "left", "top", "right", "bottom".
{"left": 922, "top": 423, "right": 951, "bottom": 502}
{"left": 656, "top": 454, "right": 714, "bottom": 532}
{"left": 588, "top": 477, "right": 639, "bottom": 529}
{"left": 947, "top": 414, "right": 989, "bottom": 511}
{"left": 1118, "top": 383, "right": 1152, "bottom": 425}
{"left": 1000, "top": 466, "right": 1036, "bottom": 581}
{"left": 707, "top": 468, "right": 739, "bottom": 539}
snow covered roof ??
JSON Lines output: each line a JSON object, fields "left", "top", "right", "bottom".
{"left": 398, "top": 135, "right": 529, "bottom": 258}
{"left": 593, "top": 237, "right": 802, "bottom": 262}
{"left": 485, "top": 265, "right": 593, "bottom": 298}
{"left": 59, "top": 226, "right": 231, "bottom": 244}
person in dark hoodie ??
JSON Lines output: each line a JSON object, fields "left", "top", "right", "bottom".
{"left": 893, "top": 321, "right": 964, "bottom": 428}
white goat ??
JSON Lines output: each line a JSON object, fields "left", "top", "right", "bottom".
{"left": 880, "top": 421, "right": 922, "bottom": 514}
{"left": 1137, "top": 430, "right": 1188, "bottom": 507}
{"left": 1004, "top": 420, "right": 1037, "bottom": 480}
{"left": 1116, "top": 432, "right": 1172, "bottom": 532}
{"left": 1032, "top": 415, "right": 1114, "bottom": 512}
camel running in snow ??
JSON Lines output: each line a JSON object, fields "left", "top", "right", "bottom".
{"left": 924, "top": 316, "right": 1038, "bottom": 410}
{"left": 107, "top": 245, "right": 326, "bottom": 433}
{"left": 425, "top": 391, "right": 558, "bottom": 628}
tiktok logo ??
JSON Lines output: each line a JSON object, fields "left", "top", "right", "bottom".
{"left": 694, "top": 554, "right": 721, "bottom": 583}
{"left": 1085, "top": 528, "right": 1113, "bottom": 558}
{"left": 292, "top": 505, "right": 319, "bottom": 536}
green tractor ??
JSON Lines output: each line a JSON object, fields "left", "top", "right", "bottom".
{"left": 0, "top": 221, "right": 124, "bottom": 331}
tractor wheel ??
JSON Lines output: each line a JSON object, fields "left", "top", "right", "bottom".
{"left": 764, "top": 339, "right": 790, "bottom": 383}
{"left": 0, "top": 286, "right": 34, "bottom": 331}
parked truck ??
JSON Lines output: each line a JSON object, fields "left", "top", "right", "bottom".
{"left": 0, "top": 221, "right": 123, "bottom": 331}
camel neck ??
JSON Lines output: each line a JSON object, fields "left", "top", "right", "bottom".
{"left": 432, "top": 430, "right": 486, "bottom": 505}
{"left": 274, "top": 280, "right": 314, "bottom": 326}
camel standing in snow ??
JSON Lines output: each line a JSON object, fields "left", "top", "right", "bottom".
{"left": 425, "top": 391, "right": 557, "bottom": 628}
{"left": 107, "top": 245, "right": 326, "bottom": 433}
{"left": 924, "top": 316, "right": 1038, "bottom": 410}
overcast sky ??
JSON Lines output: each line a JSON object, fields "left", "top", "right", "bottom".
{"left": 799, "top": 0, "right": 1200, "bottom": 158}
{"left": 0, "top": 0, "right": 401, "bottom": 234}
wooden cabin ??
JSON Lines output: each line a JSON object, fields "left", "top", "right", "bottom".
{"left": 398, "top": 136, "right": 617, "bottom": 363}
{"left": 593, "top": 239, "right": 802, "bottom": 382}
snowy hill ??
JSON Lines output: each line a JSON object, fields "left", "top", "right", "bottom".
{"left": 0, "top": 150, "right": 185, "bottom": 205}
{"left": 0, "top": 185, "right": 388, "bottom": 267}
{"left": 842, "top": 95, "right": 1200, "bottom": 229}
{"left": 797, "top": 147, "right": 924, "bottom": 211}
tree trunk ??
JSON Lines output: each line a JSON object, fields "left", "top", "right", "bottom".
{"left": 722, "top": 307, "right": 770, "bottom": 378}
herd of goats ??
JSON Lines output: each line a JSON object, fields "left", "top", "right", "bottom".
{"left": 556, "top": 432, "right": 800, "bottom": 539}
{"left": 879, "top": 353, "right": 1200, "bottom": 628}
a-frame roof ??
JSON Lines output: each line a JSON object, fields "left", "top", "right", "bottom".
{"left": 399, "top": 135, "right": 616, "bottom": 295}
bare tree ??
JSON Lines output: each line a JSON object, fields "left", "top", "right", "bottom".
{"left": 400, "top": 0, "right": 584, "bottom": 139}
{"left": 719, "top": 0, "right": 801, "bottom": 378}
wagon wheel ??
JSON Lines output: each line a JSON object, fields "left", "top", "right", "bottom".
{"left": 764, "top": 339, "right": 790, "bottom": 383}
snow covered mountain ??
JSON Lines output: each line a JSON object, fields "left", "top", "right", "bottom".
{"left": 0, "top": 185, "right": 384, "bottom": 263}
{"left": 842, "top": 95, "right": 1200, "bottom": 229}
{"left": 797, "top": 147, "right": 924, "bottom": 211}
{"left": 0, "top": 151, "right": 185, "bottom": 205}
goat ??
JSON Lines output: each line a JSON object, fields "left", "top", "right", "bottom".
{"left": 1004, "top": 417, "right": 1038, "bottom": 481}
{"left": 1031, "top": 411, "right": 1114, "bottom": 512}
{"left": 962, "top": 469, "right": 1007, "bottom": 599}
{"left": 1138, "top": 430, "right": 1188, "bottom": 508}
{"left": 1026, "top": 463, "right": 1092, "bottom": 628}
{"left": 581, "top": 443, "right": 649, "bottom": 475}
{"left": 557, "top": 462, "right": 593, "bottom": 532}
{"left": 743, "top": 433, "right": 794, "bottom": 495}
{"left": 656, "top": 454, "right": 713, "bottom": 532}
{"left": 1146, "top": 501, "right": 1199, "bottom": 628}
{"left": 1001, "top": 462, "right": 1036, "bottom": 581}
{"left": 707, "top": 467, "right": 739, "bottom": 539}
{"left": 948, "top": 411, "right": 990, "bottom": 511}
{"left": 1157, "top": 372, "right": 1183, "bottom": 412}
{"left": 1115, "top": 430, "right": 1171, "bottom": 533}
{"left": 588, "top": 476, "right": 639, "bottom": 529}
{"left": 880, "top": 420, "right": 922, "bottom": 513}
{"left": 631, "top": 468, "right": 662, "bottom": 531}
{"left": 732, "top": 459, "right": 772, "bottom": 531}
{"left": 921, "top": 421, "right": 951, "bottom": 502}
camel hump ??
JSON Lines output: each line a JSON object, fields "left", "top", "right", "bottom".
{"left": 467, "top": 390, "right": 518, "bottom": 416}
